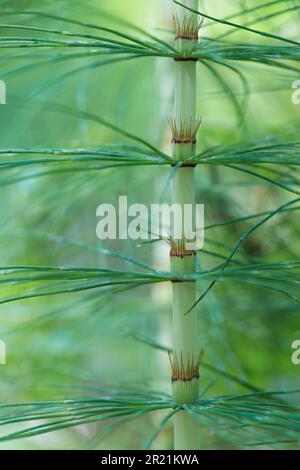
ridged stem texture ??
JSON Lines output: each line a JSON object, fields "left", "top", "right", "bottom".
{"left": 171, "top": 0, "right": 200, "bottom": 451}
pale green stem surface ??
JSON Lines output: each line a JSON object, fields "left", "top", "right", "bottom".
{"left": 171, "top": 0, "right": 200, "bottom": 451}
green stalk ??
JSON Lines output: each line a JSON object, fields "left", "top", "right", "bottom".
{"left": 170, "top": 0, "right": 200, "bottom": 451}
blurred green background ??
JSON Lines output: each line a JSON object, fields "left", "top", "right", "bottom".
{"left": 0, "top": 0, "right": 299, "bottom": 449}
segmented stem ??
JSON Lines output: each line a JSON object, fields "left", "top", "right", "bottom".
{"left": 171, "top": 0, "right": 201, "bottom": 451}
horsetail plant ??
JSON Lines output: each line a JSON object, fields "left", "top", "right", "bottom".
{"left": 170, "top": 0, "right": 203, "bottom": 450}
{"left": 0, "top": 0, "right": 300, "bottom": 450}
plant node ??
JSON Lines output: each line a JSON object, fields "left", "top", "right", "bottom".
{"left": 169, "top": 117, "right": 201, "bottom": 145}
{"left": 174, "top": 15, "right": 204, "bottom": 41}
{"left": 170, "top": 239, "right": 197, "bottom": 258}
{"left": 169, "top": 350, "right": 204, "bottom": 404}
{"left": 174, "top": 57, "right": 198, "bottom": 62}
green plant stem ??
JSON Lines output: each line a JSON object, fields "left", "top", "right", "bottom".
{"left": 171, "top": 0, "right": 200, "bottom": 451}
{"left": 171, "top": 172, "right": 199, "bottom": 451}
{"left": 175, "top": 62, "right": 196, "bottom": 121}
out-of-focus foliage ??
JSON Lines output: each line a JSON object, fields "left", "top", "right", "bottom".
{"left": 0, "top": 0, "right": 299, "bottom": 449}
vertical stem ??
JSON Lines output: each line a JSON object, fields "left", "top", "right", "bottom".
{"left": 172, "top": 252, "right": 199, "bottom": 450}
{"left": 171, "top": 0, "right": 200, "bottom": 450}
